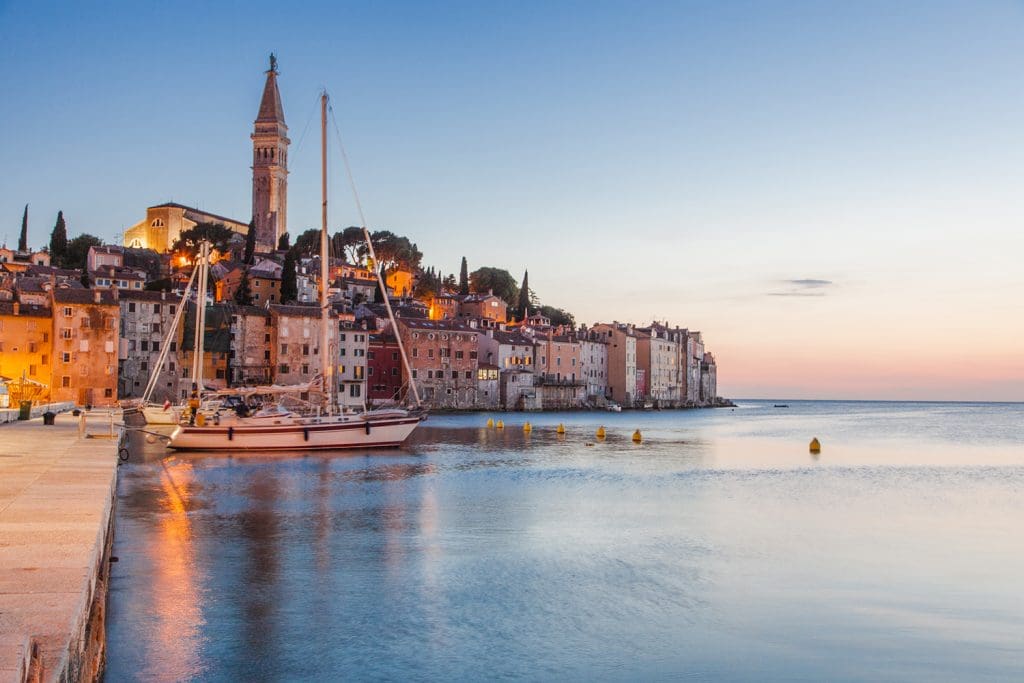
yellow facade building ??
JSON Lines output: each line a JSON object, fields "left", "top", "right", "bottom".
{"left": 0, "top": 302, "right": 53, "bottom": 404}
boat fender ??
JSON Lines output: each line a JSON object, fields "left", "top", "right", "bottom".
{"left": 303, "top": 428, "right": 309, "bottom": 442}
{"left": 227, "top": 426, "right": 234, "bottom": 441}
{"left": 365, "top": 422, "right": 371, "bottom": 435}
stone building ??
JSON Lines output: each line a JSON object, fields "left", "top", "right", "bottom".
{"left": 0, "top": 301, "right": 52, "bottom": 403}
{"left": 117, "top": 290, "right": 183, "bottom": 402}
{"left": 701, "top": 352, "right": 718, "bottom": 404}
{"left": 578, "top": 332, "right": 608, "bottom": 405}
{"left": 123, "top": 203, "right": 249, "bottom": 254}
{"left": 367, "top": 334, "right": 403, "bottom": 404}
{"left": 592, "top": 322, "right": 638, "bottom": 406}
{"left": 251, "top": 55, "right": 289, "bottom": 253}
{"left": 457, "top": 293, "right": 508, "bottom": 325}
{"left": 684, "top": 330, "right": 705, "bottom": 406}
{"left": 636, "top": 323, "right": 682, "bottom": 406}
{"left": 228, "top": 305, "right": 273, "bottom": 386}
{"left": 398, "top": 318, "right": 484, "bottom": 409}
{"left": 269, "top": 304, "right": 321, "bottom": 387}
{"left": 534, "top": 333, "right": 585, "bottom": 409}
{"left": 51, "top": 289, "right": 119, "bottom": 406}
{"left": 337, "top": 318, "right": 369, "bottom": 409}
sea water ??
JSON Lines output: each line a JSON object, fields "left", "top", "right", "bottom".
{"left": 104, "top": 401, "right": 1024, "bottom": 681}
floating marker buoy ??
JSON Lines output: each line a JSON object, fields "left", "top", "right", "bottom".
{"left": 496, "top": 420, "right": 504, "bottom": 429}
{"left": 596, "top": 426, "right": 606, "bottom": 439}
{"left": 632, "top": 429, "right": 642, "bottom": 443}
{"left": 523, "top": 422, "right": 532, "bottom": 433}
{"left": 809, "top": 437, "right": 821, "bottom": 453}
{"left": 486, "top": 418, "right": 494, "bottom": 428}
{"left": 556, "top": 423, "right": 565, "bottom": 434}
{"left": 585, "top": 442, "right": 594, "bottom": 447}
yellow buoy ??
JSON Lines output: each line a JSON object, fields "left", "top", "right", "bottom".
{"left": 523, "top": 422, "right": 532, "bottom": 433}
{"left": 556, "top": 423, "right": 565, "bottom": 434}
{"left": 496, "top": 420, "right": 504, "bottom": 430}
{"left": 486, "top": 418, "right": 494, "bottom": 428}
{"left": 809, "top": 437, "right": 821, "bottom": 453}
{"left": 196, "top": 413, "right": 206, "bottom": 427}
{"left": 596, "top": 426, "right": 606, "bottom": 439}
{"left": 632, "top": 429, "right": 642, "bottom": 443}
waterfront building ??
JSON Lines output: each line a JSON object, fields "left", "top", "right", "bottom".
{"left": 535, "top": 333, "right": 586, "bottom": 409}
{"left": 337, "top": 318, "right": 369, "bottom": 409}
{"left": 0, "top": 300, "right": 52, "bottom": 404}
{"left": 578, "top": 332, "right": 609, "bottom": 404}
{"left": 367, "top": 333, "right": 403, "bottom": 404}
{"left": 179, "top": 302, "right": 233, "bottom": 393}
{"left": 702, "top": 352, "right": 718, "bottom": 404}
{"left": 50, "top": 288, "right": 119, "bottom": 406}
{"left": 228, "top": 305, "right": 273, "bottom": 386}
{"left": 478, "top": 328, "right": 538, "bottom": 409}
{"left": 635, "top": 323, "right": 682, "bottom": 406}
{"left": 398, "top": 318, "right": 484, "bottom": 409}
{"left": 117, "top": 290, "right": 183, "bottom": 402}
{"left": 592, "top": 323, "right": 638, "bottom": 406}
{"left": 684, "top": 330, "right": 705, "bottom": 405}
{"left": 269, "top": 304, "right": 321, "bottom": 387}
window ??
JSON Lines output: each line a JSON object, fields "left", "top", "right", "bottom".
{"left": 128, "top": 302, "right": 136, "bottom": 313}
{"left": 302, "top": 364, "right": 309, "bottom": 375}
{"left": 451, "top": 370, "right": 457, "bottom": 379}
{"left": 368, "top": 367, "right": 374, "bottom": 376}
{"left": 152, "top": 341, "right": 160, "bottom": 352}
{"left": 427, "top": 349, "right": 434, "bottom": 359}
{"left": 281, "top": 343, "right": 288, "bottom": 354}
{"left": 349, "top": 384, "right": 361, "bottom": 398}
{"left": 170, "top": 305, "right": 176, "bottom": 315}
{"left": 469, "top": 351, "right": 477, "bottom": 360}
{"left": 264, "top": 333, "right": 271, "bottom": 342}
{"left": 104, "top": 388, "right": 113, "bottom": 398}
{"left": 41, "top": 354, "right": 48, "bottom": 365}
{"left": 28, "top": 341, "right": 37, "bottom": 353}
{"left": 412, "top": 348, "right": 418, "bottom": 358}
{"left": 42, "top": 332, "right": 48, "bottom": 343}
{"left": 455, "top": 350, "right": 464, "bottom": 360}
{"left": 466, "top": 371, "right": 473, "bottom": 379}
{"left": 391, "top": 368, "right": 398, "bottom": 376}
{"left": 154, "top": 304, "right": 161, "bottom": 314}
{"left": 339, "top": 333, "right": 346, "bottom": 341}
{"left": 354, "top": 366, "right": 364, "bottom": 380}
{"left": 412, "top": 370, "right": 417, "bottom": 379}
{"left": 62, "top": 352, "right": 71, "bottom": 363}
{"left": 170, "top": 341, "right": 176, "bottom": 352}
{"left": 427, "top": 370, "right": 434, "bottom": 379}
{"left": 302, "top": 344, "right": 310, "bottom": 356}
{"left": 62, "top": 376, "right": 70, "bottom": 388}
{"left": 63, "top": 307, "right": 72, "bottom": 317}
{"left": 279, "top": 364, "right": 290, "bottom": 373}
{"left": 216, "top": 369, "right": 225, "bottom": 379}
{"left": 29, "top": 365, "right": 37, "bottom": 376}
{"left": 141, "top": 341, "right": 149, "bottom": 352}
{"left": 392, "top": 352, "right": 398, "bottom": 361}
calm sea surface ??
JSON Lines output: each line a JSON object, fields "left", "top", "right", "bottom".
{"left": 105, "top": 401, "right": 1024, "bottom": 682}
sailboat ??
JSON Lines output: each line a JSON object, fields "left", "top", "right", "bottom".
{"left": 168, "top": 92, "right": 425, "bottom": 451}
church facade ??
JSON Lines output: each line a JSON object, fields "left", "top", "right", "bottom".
{"left": 123, "top": 56, "right": 290, "bottom": 254}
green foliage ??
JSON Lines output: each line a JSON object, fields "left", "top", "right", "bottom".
{"left": 470, "top": 267, "right": 519, "bottom": 308}
{"left": 277, "top": 232, "right": 290, "bottom": 251}
{"left": 516, "top": 269, "right": 531, "bottom": 320}
{"left": 234, "top": 269, "right": 254, "bottom": 306}
{"left": 49, "top": 211, "right": 68, "bottom": 265}
{"left": 18, "top": 205, "right": 28, "bottom": 252}
{"left": 63, "top": 234, "right": 103, "bottom": 271}
{"left": 145, "top": 278, "right": 172, "bottom": 292}
{"left": 243, "top": 220, "right": 256, "bottom": 265}
{"left": 537, "top": 305, "right": 575, "bottom": 328}
{"left": 333, "top": 226, "right": 365, "bottom": 264}
{"left": 80, "top": 270, "right": 91, "bottom": 288}
{"left": 292, "top": 229, "right": 321, "bottom": 258}
{"left": 413, "top": 266, "right": 443, "bottom": 299}
{"left": 364, "top": 230, "right": 422, "bottom": 273}
{"left": 172, "top": 222, "right": 235, "bottom": 258}
{"left": 442, "top": 273, "right": 457, "bottom": 291}
{"left": 281, "top": 249, "right": 298, "bottom": 303}
{"left": 459, "top": 256, "right": 469, "bottom": 295}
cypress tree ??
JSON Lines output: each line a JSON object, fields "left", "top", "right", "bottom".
{"left": 281, "top": 249, "right": 298, "bottom": 302}
{"left": 277, "top": 232, "right": 290, "bottom": 251}
{"left": 80, "top": 270, "right": 91, "bottom": 288}
{"left": 243, "top": 220, "right": 256, "bottom": 265}
{"left": 234, "top": 269, "right": 254, "bottom": 306}
{"left": 18, "top": 205, "right": 28, "bottom": 252}
{"left": 517, "top": 269, "right": 530, "bottom": 320}
{"left": 49, "top": 210, "right": 68, "bottom": 265}
{"left": 459, "top": 256, "right": 469, "bottom": 295}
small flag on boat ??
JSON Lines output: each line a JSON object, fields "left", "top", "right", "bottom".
{"left": 163, "top": 399, "right": 171, "bottom": 411}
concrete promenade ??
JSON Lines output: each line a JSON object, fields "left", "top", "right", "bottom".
{"left": 0, "top": 411, "right": 121, "bottom": 682}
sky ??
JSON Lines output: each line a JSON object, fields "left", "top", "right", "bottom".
{"left": 1, "top": 0, "right": 1022, "bottom": 401}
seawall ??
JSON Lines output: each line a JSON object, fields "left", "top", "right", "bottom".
{"left": 0, "top": 410, "right": 121, "bottom": 682}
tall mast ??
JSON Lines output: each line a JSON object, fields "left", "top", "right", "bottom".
{"left": 319, "top": 92, "right": 335, "bottom": 414}
{"left": 191, "top": 241, "right": 210, "bottom": 394}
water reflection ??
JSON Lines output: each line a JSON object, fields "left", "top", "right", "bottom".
{"left": 106, "top": 403, "right": 1024, "bottom": 681}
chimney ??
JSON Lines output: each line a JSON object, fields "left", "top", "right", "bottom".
{"left": 12, "top": 301, "right": 19, "bottom": 316}
{"left": 94, "top": 289, "right": 101, "bottom": 304}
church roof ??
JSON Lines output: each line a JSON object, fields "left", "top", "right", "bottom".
{"left": 256, "top": 59, "right": 286, "bottom": 124}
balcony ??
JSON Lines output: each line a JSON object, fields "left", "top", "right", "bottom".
{"left": 534, "top": 373, "right": 584, "bottom": 387}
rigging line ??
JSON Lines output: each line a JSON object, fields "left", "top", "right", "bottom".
{"left": 289, "top": 91, "right": 322, "bottom": 167}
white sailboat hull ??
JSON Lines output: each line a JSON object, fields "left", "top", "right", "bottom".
{"left": 167, "top": 414, "right": 423, "bottom": 451}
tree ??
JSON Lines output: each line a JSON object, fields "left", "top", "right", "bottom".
{"left": 333, "top": 226, "right": 365, "bottom": 264}
{"left": 63, "top": 234, "right": 103, "bottom": 271}
{"left": 516, "top": 269, "right": 531, "bottom": 320}
{"left": 281, "top": 249, "right": 298, "bottom": 302}
{"left": 80, "top": 270, "right": 91, "bottom": 288}
{"left": 292, "top": 229, "right": 321, "bottom": 258}
{"left": 145, "top": 278, "right": 172, "bottom": 292}
{"left": 49, "top": 211, "right": 68, "bottom": 266}
{"left": 538, "top": 305, "right": 575, "bottom": 328}
{"left": 172, "top": 222, "right": 235, "bottom": 259}
{"left": 17, "top": 205, "right": 28, "bottom": 252}
{"left": 373, "top": 265, "right": 387, "bottom": 303}
{"left": 234, "top": 269, "right": 254, "bottom": 306}
{"left": 459, "top": 256, "right": 470, "bottom": 295}
{"left": 363, "top": 230, "right": 422, "bottom": 276}
{"left": 277, "top": 232, "right": 290, "bottom": 251}
{"left": 469, "top": 267, "right": 518, "bottom": 308}
{"left": 243, "top": 220, "right": 256, "bottom": 265}
{"left": 442, "top": 273, "right": 457, "bottom": 291}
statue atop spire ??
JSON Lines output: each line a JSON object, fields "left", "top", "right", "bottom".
{"left": 269, "top": 52, "right": 277, "bottom": 74}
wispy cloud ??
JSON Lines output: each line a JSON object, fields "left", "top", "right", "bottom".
{"left": 768, "top": 278, "right": 834, "bottom": 297}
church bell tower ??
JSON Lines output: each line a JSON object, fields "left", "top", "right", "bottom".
{"left": 252, "top": 54, "right": 289, "bottom": 253}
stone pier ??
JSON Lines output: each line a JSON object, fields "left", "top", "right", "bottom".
{"left": 0, "top": 411, "right": 121, "bottom": 682}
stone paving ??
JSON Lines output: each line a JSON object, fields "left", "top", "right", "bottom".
{"left": 0, "top": 411, "right": 119, "bottom": 682}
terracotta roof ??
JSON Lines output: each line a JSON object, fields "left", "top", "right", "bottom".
{"left": 399, "top": 318, "right": 480, "bottom": 333}
{"left": 148, "top": 202, "right": 247, "bottom": 228}
{"left": 256, "top": 68, "right": 286, "bottom": 124}
{"left": 0, "top": 302, "right": 51, "bottom": 318}
{"left": 52, "top": 288, "right": 118, "bottom": 305}
{"left": 491, "top": 330, "right": 535, "bottom": 346}
{"left": 119, "top": 290, "right": 183, "bottom": 303}
{"left": 269, "top": 303, "right": 320, "bottom": 318}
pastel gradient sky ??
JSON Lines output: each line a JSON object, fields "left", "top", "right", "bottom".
{"left": 2, "top": 1, "right": 1022, "bottom": 400}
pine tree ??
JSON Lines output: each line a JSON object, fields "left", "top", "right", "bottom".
{"left": 459, "top": 256, "right": 469, "bottom": 295}
{"left": 374, "top": 264, "right": 387, "bottom": 303}
{"left": 281, "top": 249, "right": 298, "bottom": 302}
{"left": 277, "top": 232, "right": 290, "bottom": 251}
{"left": 234, "top": 269, "right": 254, "bottom": 306}
{"left": 243, "top": 220, "right": 256, "bottom": 265}
{"left": 517, "top": 269, "right": 531, "bottom": 320}
{"left": 49, "top": 210, "right": 67, "bottom": 266}
{"left": 18, "top": 205, "right": 28, "bottom": 252}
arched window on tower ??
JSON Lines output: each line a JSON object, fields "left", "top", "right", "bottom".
{"left": 151, "top": 218, "right": 164, "bottom": 228}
